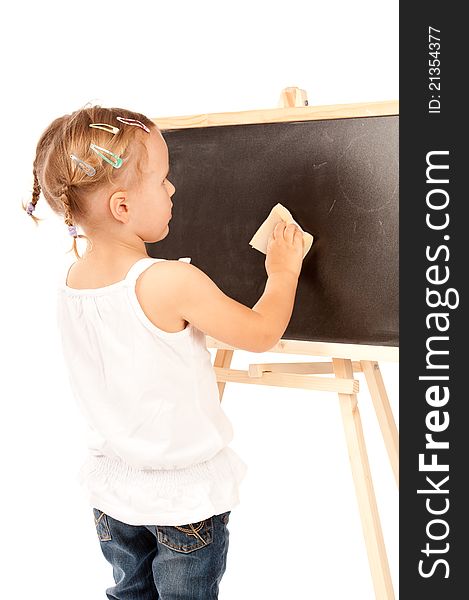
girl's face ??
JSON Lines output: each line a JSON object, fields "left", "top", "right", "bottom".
{"left": 132, "top": 127, "right": 176, "bottom": 243}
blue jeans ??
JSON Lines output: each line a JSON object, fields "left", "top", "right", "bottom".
{"left": 92, "top": 507, "right": 232, "bottom": 599}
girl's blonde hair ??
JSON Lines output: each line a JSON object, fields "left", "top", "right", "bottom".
{"left": 24, "top": 104, "right": 157, "bottom": 259}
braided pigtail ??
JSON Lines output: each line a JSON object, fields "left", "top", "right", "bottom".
{"left": 22, "top": 166, "right": 44, "bottom": 225}
{"left": 60, "top": 188, "right": 88, "bottom": 260}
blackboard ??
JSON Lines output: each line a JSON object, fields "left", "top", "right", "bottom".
{"left": 147, "top": 115, "right": 398, "bottom": 347}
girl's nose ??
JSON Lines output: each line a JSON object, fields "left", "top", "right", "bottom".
{"left": 167, "top": 179, "right": 176, "bottom": 195}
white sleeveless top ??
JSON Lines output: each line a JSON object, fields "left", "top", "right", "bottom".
{"left": 56, "top": 256, "right": 248, "bottom": 526}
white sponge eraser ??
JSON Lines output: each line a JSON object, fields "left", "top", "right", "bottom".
{"left": 249, "top": 203, "right": 314, "bottom": 259}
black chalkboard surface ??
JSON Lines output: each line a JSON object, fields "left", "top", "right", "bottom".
{"left": 147, "top": 115, "right": 398, "bottom": 347}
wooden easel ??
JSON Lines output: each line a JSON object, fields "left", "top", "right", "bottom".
{"left": 210, "top": 336, "right": 398, "bottom": 600}
{"left": 154, "top": 88, "right": 399, "bottom": 599}
{"left": 213, "top": 88, "right": 398, "bottom": 600}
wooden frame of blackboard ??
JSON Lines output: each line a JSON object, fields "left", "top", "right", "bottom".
{"left": 153, "top": 96, "right": 398, "bottom": 599}
{"left": 153, "top": 98, "right": 398, "bottom": 130}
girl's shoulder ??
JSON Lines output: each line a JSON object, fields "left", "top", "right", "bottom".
{"left": 135, "top": 259, "right": 192, "bottom": 334}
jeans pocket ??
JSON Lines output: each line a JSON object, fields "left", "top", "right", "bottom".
{"left": 93, "top": 508, "right": 112, "bottom": 542}
{"left": 157, "top": 517, "right": 214, "bottom": 554}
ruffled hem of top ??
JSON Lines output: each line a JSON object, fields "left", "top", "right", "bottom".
{"left": 78, "top": 446, "right": 248, "bottom": 526}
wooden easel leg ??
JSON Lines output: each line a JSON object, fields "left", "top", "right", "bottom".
{"left": 332, "top": 358, "right": 395, "bottom": 600}
{"left": 361, "top": 361, "right": 399, "bottom": 488}
{"left": 214, "top": 349, "right": 234, "bottom": 401}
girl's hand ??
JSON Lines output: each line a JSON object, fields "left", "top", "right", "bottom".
{"left": 265, "top": 221, "right": 304, "bottom": 279}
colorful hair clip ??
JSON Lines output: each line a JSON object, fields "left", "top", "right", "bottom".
{"left": 89, "top": 123, "right": 120, "bottom": 135}
{"left": 70, "top": 153, "right": 97, "bottom": 177}
{"left": 89, "top": 144, "right": 123, "bottom": 169}
{"left": 116, "top": 116, "right": 150, "bottom": 134}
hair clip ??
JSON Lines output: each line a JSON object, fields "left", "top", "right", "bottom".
{"left": 70, "top": 153, "right": 97, "bottom": 177}
{"left": 89, "top": 123, "right": 120, "bottom": 135}
{"left": 116, "top": 116, "right": 150, "bottom": 134}
{"left": 89, "top": 144, "right": 123, "bottom": 169}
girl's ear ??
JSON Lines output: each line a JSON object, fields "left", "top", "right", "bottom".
{"left": 109, "top": 190, "right": 130, "bottom": 223}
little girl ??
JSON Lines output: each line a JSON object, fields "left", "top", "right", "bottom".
{"left": 25, "top": 104, "right": 304, "bottom": 599}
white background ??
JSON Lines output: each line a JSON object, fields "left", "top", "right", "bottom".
{"left": 2, "top": 1, "right": 398, "bottom": 598}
